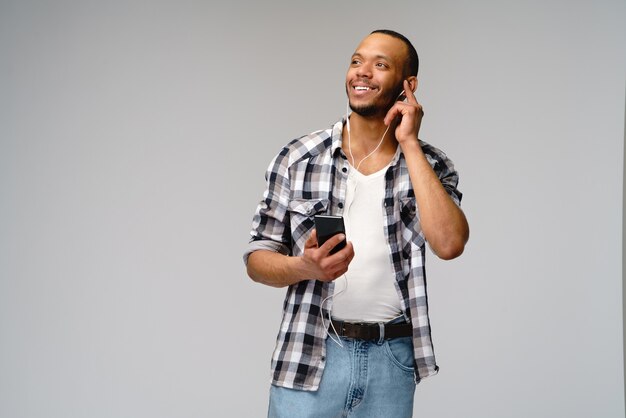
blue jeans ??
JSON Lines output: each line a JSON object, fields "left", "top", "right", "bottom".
{"left": 268, "top": 330, "right": 416, "bottom": 417}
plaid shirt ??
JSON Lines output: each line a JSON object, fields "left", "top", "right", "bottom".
{"left": 244, "top": 119, "right": 462, "bottom": 391}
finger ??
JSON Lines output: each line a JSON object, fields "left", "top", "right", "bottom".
{"left": 335, "top": 241, "right": 354, "bottom": 259}
{"left": 345, "top": 242, "right": 355, "bottom": 262}
{"left": 343, "top": 244, "right": 355, "bottom": 267}
{"left": 327, "top": 261, "right": 349, "bottom": 279}
{"left": 384, "top": 104, "right": 402, "bottom": 126}
{"left": 384, "top": 101, "right": 413, "bottom": 126}
{"left": 326, "top": 241, "right": 354, "bottom": 266}
{"left": 404, "top": 80, "right": 419, "bottom": 105}
{"left": 319, "top": 261, "right": 346, "bottom": 281}
{"left": 320, "top": 233, "right": 346, "bottom": 256}
{"left": 331, "top": 269, "right": 347, "bottom": 281}
{"left": 333, "top": 250, "right": 354, "bottom": 276}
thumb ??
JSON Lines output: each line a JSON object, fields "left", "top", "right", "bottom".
{"left": 305, "top": 229, "right": 318, "bottom": 248}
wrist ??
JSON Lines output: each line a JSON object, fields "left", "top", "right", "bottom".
{"left": 398, "top": 136, "right": 422, "bottom": 152}
{"left": 289, "top": 255, "right": 316, "bottom": 282}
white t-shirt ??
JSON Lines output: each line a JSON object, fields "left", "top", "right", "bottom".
{"left": 331, "top": 157, "right": 403, "bottom": 322}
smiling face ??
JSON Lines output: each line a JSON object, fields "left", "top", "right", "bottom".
{"left": 346, "top": 33, "right": 410, "bottom": 118}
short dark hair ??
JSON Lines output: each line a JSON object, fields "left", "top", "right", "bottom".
{"left": 370, "top": 29, "right": 419, "bottom": 77}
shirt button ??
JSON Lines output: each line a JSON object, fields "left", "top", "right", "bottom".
{"left": 342, "top": 167, "right": 347, "bottom": 173}
{"left": 338, "top": 202, "right": 344, "bottom": 209}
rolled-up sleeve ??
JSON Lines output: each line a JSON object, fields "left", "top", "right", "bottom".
{"left": 243, "top": 147, "right": 292, "bottom": 266}
{"left": 421, "top": 141, "right": 462, "bottom": 207}
{"left": 439, "top": 159, "right": 462, "bottom": 207}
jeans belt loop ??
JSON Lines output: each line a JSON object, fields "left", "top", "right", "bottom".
{"left": 377, "top": 322, "right": 385, "bottom": 344}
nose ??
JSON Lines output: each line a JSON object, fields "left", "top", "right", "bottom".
{"left": 355, "top": 62, "right": 372, "bottom": 78}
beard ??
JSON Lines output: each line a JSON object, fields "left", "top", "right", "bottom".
{"left": 347, "top": 82, "right": 405, "bottom": 118}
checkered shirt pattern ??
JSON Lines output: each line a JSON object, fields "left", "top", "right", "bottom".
{"left": 244, "top": 119, "right": 462, "bottom": 391}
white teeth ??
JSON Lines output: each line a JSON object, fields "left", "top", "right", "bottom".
{"left": 355, "top": 86, "right": 370, "bottom": 91}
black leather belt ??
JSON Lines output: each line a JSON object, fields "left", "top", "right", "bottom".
{"left": 330, "top": 319, "right": 412, "bottom": 341}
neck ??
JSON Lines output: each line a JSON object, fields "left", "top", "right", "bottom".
{"left": 345, "top": 112, "right": 398, "bottom": 152}
{"left": 343, "top": 111, "right": 399, "bottom": 173}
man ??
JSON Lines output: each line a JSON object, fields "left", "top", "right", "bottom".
{"left": 244, "top": 29, "right": 469, "bottom": 418}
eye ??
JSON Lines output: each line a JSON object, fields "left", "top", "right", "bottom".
{"left": 351, "top": 59, "right": 361, "bottom": 65}
{"left": 376, "top": 62, "right": 388, "bottom": 69}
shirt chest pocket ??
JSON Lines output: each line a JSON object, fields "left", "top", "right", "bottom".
{"left": 288, "top": 199, "right": 329, "bottom": 246}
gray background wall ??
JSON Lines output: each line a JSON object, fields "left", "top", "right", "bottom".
{"left": 1, "top": 0, "right": 624, "bottom": 417}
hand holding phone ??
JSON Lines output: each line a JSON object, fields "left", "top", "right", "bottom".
{"left": 301, "top": 216, "right": 352, "bottom": 282}
{"left": 314, "top": 215, "right": 346, "bottom": 255}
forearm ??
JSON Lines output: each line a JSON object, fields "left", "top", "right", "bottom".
{"left": 400, "top": 140, "right": 469, "bottom": 259}
{"left": 247, "top": 250, "right": 313, "bottom": 288}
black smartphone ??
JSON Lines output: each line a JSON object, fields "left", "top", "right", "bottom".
{"left": 314, "top": 215, "right": 346, "bottom": 255}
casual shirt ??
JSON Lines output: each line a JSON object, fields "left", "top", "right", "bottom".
{"left": 244, "top": 119, "right": 462, "bottom": 391}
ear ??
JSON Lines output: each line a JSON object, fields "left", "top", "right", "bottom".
{"left": 406, "top": 76, "right": 418, "bottom": 93}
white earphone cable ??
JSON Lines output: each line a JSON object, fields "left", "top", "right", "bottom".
{"left": 320, "top": 273, "right": 348, "bottom": 347}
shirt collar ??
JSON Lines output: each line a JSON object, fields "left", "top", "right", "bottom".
{"left": 330, "top": 119, "right": 345, "bottom": 157}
